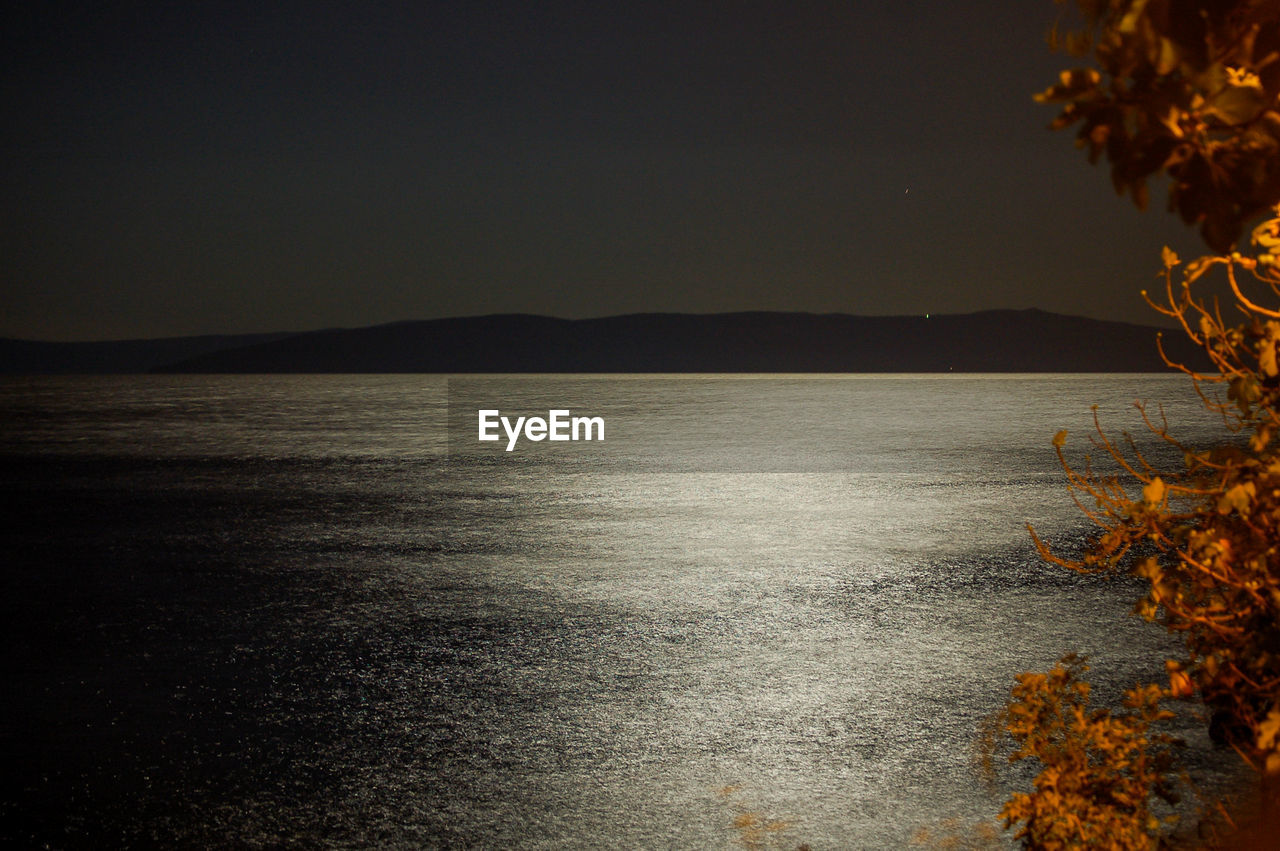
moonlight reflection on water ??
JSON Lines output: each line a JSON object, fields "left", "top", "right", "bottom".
{"left": 0, "top": 374, "right": 1245, "bottom": 847}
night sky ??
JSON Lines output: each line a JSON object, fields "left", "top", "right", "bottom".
{"left": 3, "top": 1, "right": 1210, "bottom": 342}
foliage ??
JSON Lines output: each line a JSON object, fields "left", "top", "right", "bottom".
{"left": 1036, "top": 0, "right": 1280, "bottom": 250}
{"left": 715, "top": 785, "right": 799, "bottom": 850}
{"left": 1029, "top": 213, "right": 1280, "bottom": 774}
{"left": 999, "top": 655, "right": 1183, "bottom": 849}
{"left": 997, "top": 4, "right": 1280, "bottom": 842}
{"left": 1003, "top": 212, "right": 1280, "bottom": 846}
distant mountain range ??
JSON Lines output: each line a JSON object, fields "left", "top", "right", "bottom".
{"left": 0, "top": 310, "right": 1207, "bottom": 373}
{"left": 0, "top": 332, "right": 294, "bottom": 374}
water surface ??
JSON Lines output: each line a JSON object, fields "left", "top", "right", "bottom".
{"left": 0, "top": 374, "right": 1246, "bottom": 847}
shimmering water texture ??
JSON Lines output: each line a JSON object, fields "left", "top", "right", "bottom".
{"left": 0, "top": 375, "right": 1249, "bottom": 847}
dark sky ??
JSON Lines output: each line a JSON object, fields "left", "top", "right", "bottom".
{"left": 3, "top": 1, "right": 1209, "bottom": 341}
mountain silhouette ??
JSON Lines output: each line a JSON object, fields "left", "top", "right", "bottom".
{"left": 1, "top": 311, "right": 1205, "bottom": 374}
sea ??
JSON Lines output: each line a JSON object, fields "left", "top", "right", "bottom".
{"left": 0, "top": 374, "right": 1252, "bottom": 848}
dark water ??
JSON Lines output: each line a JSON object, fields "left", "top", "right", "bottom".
{"left": 0, "top": 375, "right": 1248, "bottom": 847}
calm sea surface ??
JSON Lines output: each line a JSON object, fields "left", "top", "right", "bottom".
{"left": 0, "top": 374, "right": 1249, "bottom": 847}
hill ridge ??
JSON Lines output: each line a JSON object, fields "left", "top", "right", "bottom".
{"left": 0, "top": 311, "right": 1201, "bottom": 374}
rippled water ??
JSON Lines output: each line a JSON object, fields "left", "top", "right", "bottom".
{"left": 0, "top": 374, "right": 1248, "bottom": 847}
